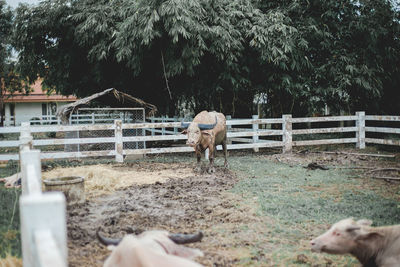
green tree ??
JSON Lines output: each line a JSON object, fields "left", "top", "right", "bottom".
{"left": 13, "top": 0, "right": 301, "bottom": 117}
{"left": 12, "top": 0, "right": 400, "bottom": 117}
{"left": 255, "top": 0, "right": 400, "bottom": 116}
{"left": 0, "top": 1, "right": 28, "bottom": 126}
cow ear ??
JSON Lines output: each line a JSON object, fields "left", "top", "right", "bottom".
{"left": 201, "top": 131, "right": 211, "bottom": 136}
{"left": 356, "top": 219, "right": 372, "bottom": 226}
{"left": 354, "top": 231, "right": 383, "bottom": 241}
{"left": 181, "top": 130, "right": 187, "bottom": 134}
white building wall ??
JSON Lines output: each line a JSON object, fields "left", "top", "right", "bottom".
{"left": 3, "top": 101, "right": 72, "bottom": 126}
{"left": 4, "top": 103, "right": 11, "bottom": 126}
{"left": 15, "top": 102, "right": 43, "bottom": 125}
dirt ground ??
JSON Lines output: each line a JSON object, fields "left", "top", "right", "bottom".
{"left": 63, "top": 162, "right": 249, "bottom": 267}
{"left": 55, "top": 148, "right": 400, "bottom": 267}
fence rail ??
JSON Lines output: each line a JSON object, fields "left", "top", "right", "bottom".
{"left": 1, "top": 110, "right": 145, "bottom": 126}
{"left": 1, "top": 112, "right": 399, "bottom": 162}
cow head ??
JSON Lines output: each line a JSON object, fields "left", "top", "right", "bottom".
{"left": 97, "top": 228, "right": 203, "bottom": 248}
{"left": 310, "top": 218, "right": 381, "bottom": 254}
{"left": 181, "top": 118, "right": 217, "bottom": 147}
{"left": 97, "top": 229, "right": 204, "bottom": 266}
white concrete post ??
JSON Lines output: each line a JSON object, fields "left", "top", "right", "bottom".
{"left": 19, "top": 122, "right": 33, "bottom": 151}
{"left": 252, "top": 115, "right": 259, "bottom": 152}
{"left": 114, "top": 120, "right": 123, "bottom": 163}
{"left": 20, "top": 150, "right": 41, "bottom": 196}
{"left": 20, "top": 193, "right": 67, "bottom": 267}
{"left": 34, "top": 229, "right": 67, "bottom": 267}
{"left": 226, "top": 115, "right": 232, "bottom": 145}
{"left": 356, "top": 111, "right": 366, "bottom": 149}
{"left": 282, "top": 114, "right": 292, "bottom": 153}
{"left": 151, "top": 118, "right": 155, "bottom": 136}
{"left": 92, "top": 113, "right": 95, "bottom": 124}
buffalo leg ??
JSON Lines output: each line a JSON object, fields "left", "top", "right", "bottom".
{"left": 194, "top": 150, "right": 202, "bottom": 172}
{"left": 207, "top": 145, "right": 215, "bottom": 173}
{"left": 222, "top": 139, "right": 228, "bottom": 168}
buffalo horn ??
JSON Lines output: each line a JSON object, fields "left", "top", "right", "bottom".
{"left": 180, "top": 122, "right": 191, "bottom": 129}
{"left": 96, "top": 228, "right": 122, "bottom": 246}
{"left": 168, "top": 231, "right": 203, "bottom": 244}
{"left": 198, "top": 117, "right": 217, "bottom": 130}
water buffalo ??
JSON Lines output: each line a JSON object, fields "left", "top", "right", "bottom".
{"left": 181, "top": 111, "right": 227, "bottom": 173}
{"left": 310, "top": 218, "right": 400, "bottom": 267}
{"left": 97, "top": 229, "right": 204, "bottom": 267}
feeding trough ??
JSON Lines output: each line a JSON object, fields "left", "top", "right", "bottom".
{"left": 43, "top": 176, "right": 85, "bottom": 205}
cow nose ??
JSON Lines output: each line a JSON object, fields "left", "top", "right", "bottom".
{"left": 310, "top": 240, "right": 315, "bottom": 246}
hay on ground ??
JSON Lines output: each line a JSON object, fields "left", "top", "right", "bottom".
{"left": 42, "top": 163, "right": 193, "bottom": 199}
{"left": 0, "top": 255, "right": 22, "bottom": 267}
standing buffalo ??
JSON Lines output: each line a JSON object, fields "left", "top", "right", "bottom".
{"left": 181, "top": 111, "right": 228, "bottom": 173}
{"left": 97, "top": 229, "right": 204, "bottom": 267}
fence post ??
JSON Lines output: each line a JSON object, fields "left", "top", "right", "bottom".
{"left": 174, "top": 116, "right": 178, "bottom": 135}
{"left": 356, "top": 111, "right": 366, "bottom": 149}
{"left": 20, "top": 150, "right": 41, "bottom": 196}
{"left": 20, "top": 122, "right": 33, "bottom": 152}
{"left": 115, "top": 120, "right": 123, "bottom": 163}
{"left": 226, "top": 115, "right": 232, "bottom": 145}
{"left": 20, "top": 193, "right": 68, "bottom": 267}
{"left": 252, "top": 115, "right": 259, "bottom": 152}
{"left": 205, "top": 148, "right": 209, "bottom": 160}
{"left": 282, "top": 114, "right": 292, "bottom": 153}
{"left": 151, "top": 118, "right": 155, "bottom": 136}
{"left": 162, "top": 116, "right": 166, "bottom": 135}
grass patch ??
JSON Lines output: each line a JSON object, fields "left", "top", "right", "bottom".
{"left": 229, "top": 155, "right": 400, "bottom": 266}
{"left": 0, "top": 161, "right": 21, "bottom": 259}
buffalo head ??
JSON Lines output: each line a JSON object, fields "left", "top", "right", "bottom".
{"left": 97, "top": 228, "right": 203, "bottom": 247}
{"left": 181, "top": 117, "right": 217, "bottom": 147}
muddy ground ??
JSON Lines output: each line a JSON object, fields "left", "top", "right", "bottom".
{"left": 67, "top": 162, "right": 252, "bottom": 266}
{"left": 65, "top": 148, "right": 400, "bottom": 267}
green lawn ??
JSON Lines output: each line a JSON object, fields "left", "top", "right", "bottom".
{"left": 0, "top": 160, "right": 21, "bottom": 258}
{"left": 228, "top": 155, "right": 400, "bottom": 266}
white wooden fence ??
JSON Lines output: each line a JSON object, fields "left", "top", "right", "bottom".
{"left": 0, "top": 112, "right": 399, "bottom": 162}
{"left": 2, "top": 109, "right": 144, "bottom": 126}
{"left": 18, "top": 124, "right": 68, "bottom": 267}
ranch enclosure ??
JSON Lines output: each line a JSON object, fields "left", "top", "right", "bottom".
{"left": 0, "top": 112, "right": 400, "bottom": 162}
{"left": 1, "top": 112, "right": 400, "bottom": 266}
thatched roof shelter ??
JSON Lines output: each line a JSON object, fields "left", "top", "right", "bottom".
{"left": 56, "top": 88, "right": 157, "bottom": 124}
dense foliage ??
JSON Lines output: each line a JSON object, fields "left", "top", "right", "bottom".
{"left": 0, "top": 0, "right": 28, "bottom": 126}
{"left": 0, "top": 1, "right": 28, "bottom": 92}
{"left": 6, "top": 0, "right": 400, "bottom": 117}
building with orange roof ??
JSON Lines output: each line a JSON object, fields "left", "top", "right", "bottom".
{"left": 2, "top": 79, "right": 78, "bottom": 126}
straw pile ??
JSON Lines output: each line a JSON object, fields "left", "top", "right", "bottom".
{"left": 0, "top": 255, "right": 22, "bottom": 267}
{"left": 42, "top": 163, "right": 193, "bottom": 199}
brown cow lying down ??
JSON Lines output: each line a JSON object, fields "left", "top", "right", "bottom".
{"left": 97, "top": 229, "right": 204, "bottom": 267}
{"left": 310, "top": 218, "right": 400, "bottom": 267}
{"left": 0, "top": 172, "right": 21, "bottom": 188}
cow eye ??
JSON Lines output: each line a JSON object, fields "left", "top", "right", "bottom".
{"left": 332, "top": 231, "right": 340, "bottom": 236}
